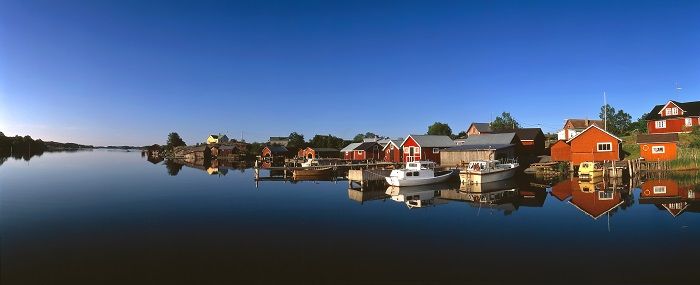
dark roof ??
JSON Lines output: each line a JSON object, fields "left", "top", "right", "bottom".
{"left": 269, "top": 136, "right": 289, "bottom": 141}
{"left": 265, "top": 145, "right": 288, "bottom": 153}
{"left": 407, "top": 135, "right": 455, "bottom": 147}
{"left": 355, "top": 142, "right": 381, "bottom": 151}
{"left": 512, "top": 128, "right": 544, "bottom": 141}
{"left": 469, "top": 123, "right": 493, "bottom": 133}
{"left": 566, "top": 119, "right": 604, "bottom": 129}
{"left": 636, "top": 133, "right": 679, "bottom": 144}
{"left": 645, "top": 100, "right": 700, "bottom": 120}
{"left": 461, "top": 133, "right": 520, "bottom": 146}
{"left": 443, "top": 144, "right": 515, "bottom": 152}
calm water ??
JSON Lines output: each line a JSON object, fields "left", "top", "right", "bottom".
{"left": 1, "top": 150, "right": 699, "bottom": 284}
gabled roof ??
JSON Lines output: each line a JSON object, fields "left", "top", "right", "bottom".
{"left": 382, "top": 139, "right": 403, "bottom": 150}
{"left": 340, "top": 142, "right": 362, "bottom": 152}
{"left": 636, "top": 133, "right": 679, "bottom": 144}
{"left": 355, "top": 142, "right": 381, "bottom": 151}
{"left": 461, "top": 133, "right": 520, "bottom": 146}
{"left": 565, "top": 119, "right": 604, "bottom": 129}
{"left": 512, "top": 128, "right": 544, "bottom": 141}
{"left": 265, "top": 145, "right": 288, "bottom": 154}
{"left": 469, "top": 123, "right": 492, "bottom": 133}
{"left": 645, "top": 100, "right": 700, "bottom": 120}
{"left": 443, "top": 144, "right": 514, "bottom": 152}
{"left": 566, "top": 124, "right": 622, "bottom": 143}
{"left": 403, "top": 135, "right": 455, "bottom": 148}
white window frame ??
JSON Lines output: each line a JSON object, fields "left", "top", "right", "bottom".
{"left": 404, "top": 147, "right": 410, "bottom": 154}
{"left": 651, "top": 146, "right": 665, "bottom": 154}
{"left": 598, "top": 191, "right": 614, "bottom": 200}
{"left": 655, "top": 120, "right": 666, "bottom": 129}
{"left": 597, "top": 142, "right": 612, "bottom": 152}
{"left": 686, "top": 118, "right": 693, "bottom": 127}
{"left": 432, "top": 148, "right": 440, "bottom": 154}
{"left": 653, "top": 186, "right": 667, "bottom": 194}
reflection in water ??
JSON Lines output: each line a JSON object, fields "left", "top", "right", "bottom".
{"left": 551, "top": 177, "right": 634, "bottom": 220}
{"left": 640, "top": 175, "right": 700, "bottom": 217}
{"left": 162, "top": 158, "right": 248, "bottom": 176}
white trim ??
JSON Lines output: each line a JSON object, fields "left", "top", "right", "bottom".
{"left": 653, "top": 186, "right": 667, "bottom": 194}
{"left": 597, "top": 142, "right": 613, "bottom": 152}
{"left": 658, "top": 101, "right": 685, "bottom": 115}
{"left": 686, "top": 117, "right": 693, "bottom": 127}
{"left": 651, "top": 145, "right": 665, "bottom": 154}
{"left": 655, "top": 120, "right": 666, "bottom": 129}
{"left": 432, "top": 148, "right": 440, "bottom": 154}
{"left": 566, "top": 124, "right": 622, "bottom": 144}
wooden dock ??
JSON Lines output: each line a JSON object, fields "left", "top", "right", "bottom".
{"left": 347, "top": 169, "right": 392, "bottom": 188}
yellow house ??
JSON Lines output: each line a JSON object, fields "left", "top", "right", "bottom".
{"left": 207, "top": 134, "right": 229, "bottom": 144}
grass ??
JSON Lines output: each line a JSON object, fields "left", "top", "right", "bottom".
{"left": 622, "top": 131, "right": 700, "bottom": 170}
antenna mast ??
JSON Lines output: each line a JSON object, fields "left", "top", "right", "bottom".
{"left": 604, "top": 91, "right": 607, "bottom": 131}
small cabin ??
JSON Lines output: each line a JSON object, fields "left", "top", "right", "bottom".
{"left": 383, "top": 139, "right": 403, "bottom": 163}
{"left": 261, "top": 145, "right": 294, "bottom": 161}
{"left": 567, "top": 125, "right": 622, "bottom": 165}
{"left": 353, "top": 142, "right": 382, "bottom": 161}
{"left": 550, "top": 140, "right": 571, "bottom": 162}
{"left": 467, "top": 122, "right": 493, "bottom": 136}
{"left": 340, "top": 142, "right": 361, "bottom": 160}
{"left": 207, "top": 134, "right": 229, "bottom": 144}
{"left": 636, "top": 133, "right": 679, "bottom": 161}
{"left": 401, "top": 135, "right": 455, "bottom": 164}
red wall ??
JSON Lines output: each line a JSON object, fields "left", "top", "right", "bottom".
{"left": 401, "top": 136, "right": 447, "bottom": 164}
{"left": 343, "top": 151, "right": 353, "bottom": 160}
{"left": 647, "top": 117, "right": 696, "bottom": 134}
{"left": 402, "top": 137, "right": 420, "bottom": 162}
{"left": 550, "top": 140, "right": 571, "bottom": 162}
{"left": 639, "top": 142, "right": 677, "bottom": 161}
{"left": 384, "top": 144, "right": 402, "bottom": 163}
{"left": 569, "top": 127, "right": 621, "bottom": 165}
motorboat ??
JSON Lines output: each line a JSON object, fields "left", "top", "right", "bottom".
{"left": 461, "top": 160, "right": 519, "bottom": 184}
{"left": 578, "top": 162, "right": 603, "bottom": 180}
{"left": 385, "top": 161, "right": 456, "bottom": 187}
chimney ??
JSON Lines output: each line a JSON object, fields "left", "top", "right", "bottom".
{"left": 585, "top": 119, "right": 589, "bottom": 126}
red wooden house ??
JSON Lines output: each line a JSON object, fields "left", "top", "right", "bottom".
{"left": 645, "top": 100, "right": 700, "bottom": 134}
{"left": 352, "top": 142, "right": 382, "bottom": 161}
{"left": 567, "top": 125, "right": 622, "bottom": 165}
{"left": 636, "top": 133, "right": 679, "bottom": 161}
{"left": 340, "top": 143, "right": 361, "bottom": 160}
{"left": 301, "top": 147, "right": 339, "bottom": 159}
{"left": 400, "top": 135, "right": 455, "bottom": 164}
{"left": 383, "top": 139, "right": 403, "bottom": 163}
{"left": 550, "top": 140, "right": 571, "bottom": 162}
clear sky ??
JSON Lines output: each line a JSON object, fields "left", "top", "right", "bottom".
{"left": 1, "top": 0, "right": 698, "bottom": 146}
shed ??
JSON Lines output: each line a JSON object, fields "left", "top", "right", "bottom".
{"left": 340, "top": 142, "right": 361, "bottom": 160}
{"left": 567, "top": 124, "right": 622, "bottom": 165}
{"left": 467, "top": 123, "right": 493, "bottom": 136}
{"left": 401, "top": 135, "right": 455, "bottom": 163}
{"left": 637, "top": 133, "right": 679, "bottom": 161}
{"left": 303, "top": 147, "right": 340, "bottom": 159}
{"left": 383, "top": 139, "right": 403, "bottom": 163}
{"left": 550, "top": 140, "right": 571, "bottom": 162}
{"left": 512, "top": 128, "right": 545, "bottom": 156}
{"left": 262, "top": 145, "right": 290, "bottom": 161}
{"left": 353, "top": 142, "right": 382, "bottom": 161}
{"left": 440, "top": 144, "right": 516, "bottom": 167}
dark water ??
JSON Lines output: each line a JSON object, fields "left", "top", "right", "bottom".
{"left": 1, "top": 150, "right": 699, "bottom": 284}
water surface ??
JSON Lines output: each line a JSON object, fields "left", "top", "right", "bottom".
{"left": 1, "top": 150, "right": 699, "bottom": 284}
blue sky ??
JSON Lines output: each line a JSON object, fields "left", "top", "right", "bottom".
{"left": 1, "top": 0, "right": 698, "bottom": 146}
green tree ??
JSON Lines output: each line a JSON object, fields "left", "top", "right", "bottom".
{"left": 633, "top": 113, "right": 648, "bottom": 133}
{"left": 166, "top": 132, "right": 186, "bottom": 150}
{"left": 427, "top": 122, "right": 453, "bottom": 137}
{"left": 309, "top": 134, "right": 345, "bottom": 149}
{"left": 353, "top": 132, "right": 379, "bottom": 142}
{"left": 353, "top": 133, "right": 365, "bottom": 143}
{"left": 287, "top": 132, "right": 306, "bottom": 148}
{"left": 599, "top": 104, "right": 633, "bottom": 136}
{"left": 454, "top": 131, "right": 467, "bottom": 139}
{"left": 491, "top": 112, "right": 520, "bottom": 132}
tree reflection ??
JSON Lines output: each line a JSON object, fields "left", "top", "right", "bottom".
{"left": 165, "top": 160, "right": 184, "bottom": 176}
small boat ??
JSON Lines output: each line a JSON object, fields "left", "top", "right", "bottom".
{"left": 578, "top": 162, "right": 603, "bottom": 180}
{"left": 293, "top": 167, "right": 333, "bottom": 178}
{"left": 385, "top": 161, "right": 456, "bottom": 187}
{"left": 461, "top": 160, "right": 519, "bottom": 184}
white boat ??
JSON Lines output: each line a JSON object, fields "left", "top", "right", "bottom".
{"left": 385, "top": 161, "right": 456, "bottom": 187}
{"left": 385, "top": 184, "right": 451, "bottom": 208}
{"left": 461, "top": 160, "right": 519, "bottom": 184}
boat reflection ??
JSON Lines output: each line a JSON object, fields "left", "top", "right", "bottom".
{"left": 386, "top": 184, "right": 450, "bottom": 208}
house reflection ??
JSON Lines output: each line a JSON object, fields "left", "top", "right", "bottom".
{"left": 443, "top": 181, "right": 519, "bottom": 214}
{"left": 551, "top": 177, "right": 632, "bottom": 220}
{"left": 162, "top": 158, "right": 246, "bottom": 176}
{"left": 639, "top": 179, "right": 700, "bottom": 217}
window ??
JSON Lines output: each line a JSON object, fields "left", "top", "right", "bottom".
{"left": 357, "top": 150, "right": 364, "bottom": 154}
{"left": 689, "top": 190, "right": 695, "bottom": 199}
{"left": 665, "top": 107, "right": 679, "bottom": 116}
{"left": 598, "top": 191, "right": 614, "bottom": 200}
{"left": 404, "top": 147, "right": 410, "bottom": 154}
{"left": 686, "top": 118, "right": 693, "bottom": 127}
{"left": 408, "top": 163, "right": 417, "bottom": 168}
{"left": 433, "top": 148, "right": 440, "bottom": 154}
{"left": 651, "top": 146, "right": 665, "bottom": 154}
{"left": 655, "top": 120, "right": 666, "bottom": 129}
{"left": 597, "top": 142, "right": 612, "bottom": 152}
{"left": 413, "top": 171, "right": 419, "bottom": 176}
{"left": 406, "top": 172, "right": 413, "bottom": 177}
{"left": 653, "top": 186, "right": 667, "bottom": 194}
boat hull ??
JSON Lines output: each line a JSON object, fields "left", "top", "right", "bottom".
{"left": 385, "top": 170, "right": 456, "bottom": 187}
{"left": 461, "top": 167, "right": 517, "bottom": 184}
